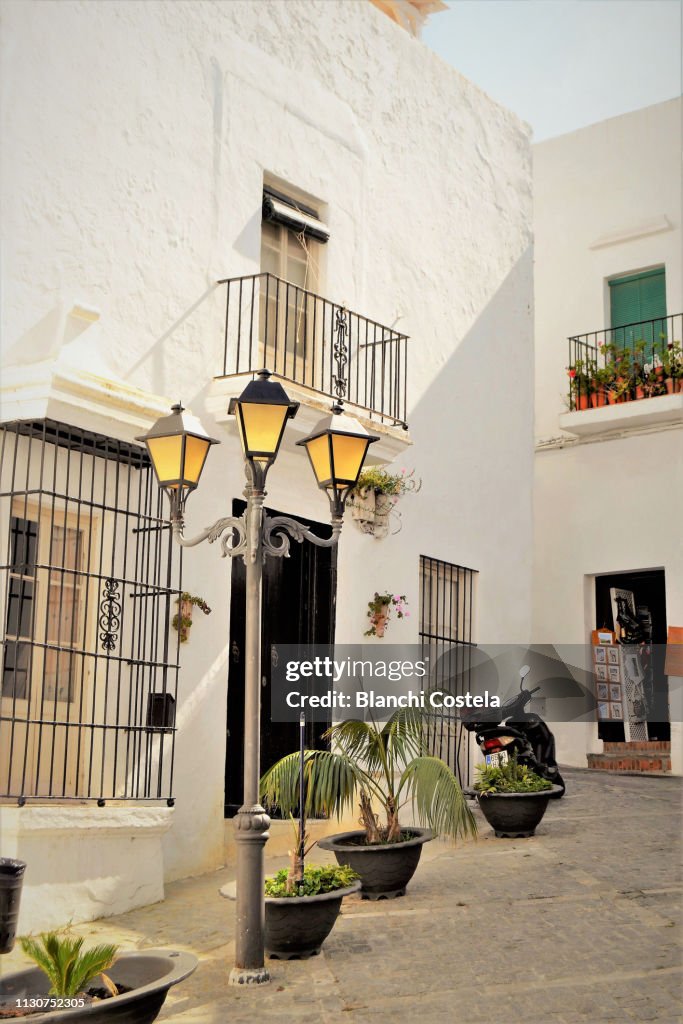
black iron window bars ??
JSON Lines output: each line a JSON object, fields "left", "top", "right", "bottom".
{"left": 0, "top": 420, "right": 181, "bottom": 804}
{"left": 419, "top": 555, "right": 477, "bottom": 787}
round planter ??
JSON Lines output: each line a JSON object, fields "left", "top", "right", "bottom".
{"left": 317, "top": 828, "right": 433, "bottom": 900}
{"left": 0, "top": 859, "right": 26, "bottom": 954}
{"left": 0, "top": 950, "right": 197, "bottom": 1024}
{"left": 475, "top": 785, "right": 563, "bottom": 838}
{"left": 264, "top": 880, "right": 361, "bottom": 960}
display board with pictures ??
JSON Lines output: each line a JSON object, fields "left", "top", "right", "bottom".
{"left": 592, "top": 630, "right": 625, "bottom": 722}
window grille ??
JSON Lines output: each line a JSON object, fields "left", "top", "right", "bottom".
{"left": 419, "top": 555, "right": 477, "bottom": 786}
{"left": 0, "top": 420, "right": 181, "bottom": 804}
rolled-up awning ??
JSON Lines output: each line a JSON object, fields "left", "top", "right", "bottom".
{"left": 262, "top": 188, "right": 329, "bottom": 243}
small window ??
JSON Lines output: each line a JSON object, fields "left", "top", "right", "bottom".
{"left": 260, "top": 187, "right": 327, "bottom": 384}
{"left": 609, "top": 268, "right": 666, "bottom": 349}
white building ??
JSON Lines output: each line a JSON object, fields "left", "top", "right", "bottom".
{"left": 533, "top": 97, "right": 683, "bottom": 776}
{"left": 0, "top": 0, "right": 533, "bottom": 929}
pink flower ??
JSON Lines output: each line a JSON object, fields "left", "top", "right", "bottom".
{"left": 568, "top": 369, "right": 576, "bottom": 379}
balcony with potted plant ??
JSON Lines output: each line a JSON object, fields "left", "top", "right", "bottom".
{"left": 561, "top": 314, "right": 683, "bottom": 437}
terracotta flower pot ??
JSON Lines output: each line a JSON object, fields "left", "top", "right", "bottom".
{"left": 590, "top": 388, "right": 607, "bottom": 408}
{"left": 371, "top": 609, "right": 389, "bottom": 637}
{"left": 574, "top": 393, "right": 590, "bottom": 411}
{"left": 635, "top": 385, "right": 645, "bottom": 401}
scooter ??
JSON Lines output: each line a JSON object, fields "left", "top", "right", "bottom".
{"left": 462, "top": 665, "right": 565, "bottom": 797}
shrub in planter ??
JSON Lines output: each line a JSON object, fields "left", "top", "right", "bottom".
{"left": 473, "top": 759, "right": 559, "bottom": 839}
{"left": 261, "top": 709, "right": 476, "bottom": 899}
{"left": 264, "top": 862, "right": 360, "bottom": 960}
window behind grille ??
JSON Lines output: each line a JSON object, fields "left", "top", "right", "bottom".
{"left": 418, "top": 555, "right": 477, "bottom": 786}
{"left": 0, "top": 420, "right": 181, "bottom": 803}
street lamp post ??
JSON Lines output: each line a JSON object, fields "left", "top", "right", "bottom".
{"left": 137, "top": 370, "right": 378, "bottom": 985}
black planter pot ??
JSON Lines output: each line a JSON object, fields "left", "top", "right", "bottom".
{"left": 475, "top": 785, "right": 563, "bottom": 838}
{"left": 264, "top": 880, "right": 361, "bottom": 960}
{"left": 0, "top": 858, "right": 26, "bottom": 954}
{"left": 317, "top": 828, "right": 433, "bottom": 900}
{"left": 0, "top": 950, "right": 197, "bottom": 1023}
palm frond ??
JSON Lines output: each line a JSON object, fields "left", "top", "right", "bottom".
{"left": 398, "top": 755, "right": 477, "bottom": 841}
{"left": 20, "top": 933, "right": 119, "bottom": 997}
{"left": 260, "top": 748, "right": 363, "bottom": 820}
{"left": 67, "top": 944, "right": 119, "bottom": 996}
{"left": 324, "top": 719, "right": 384, "bottom": 774}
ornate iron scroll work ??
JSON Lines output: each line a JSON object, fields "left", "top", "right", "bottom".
{"left": 333, "top": 307, "right": 348, "bottom": 400}
{"left": 99, "top": 578, "right": 121, "bottom": 652}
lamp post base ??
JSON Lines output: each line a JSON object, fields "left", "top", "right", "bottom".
{"left": 229, "top": 966, "right": 271, "bottom": 986}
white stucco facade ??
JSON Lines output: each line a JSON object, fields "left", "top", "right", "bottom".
{"left": 532, "top": 98, "right": 683, "bottom": 774}
{"left": 1, "top": 0, "right": 533, "bottom": 929}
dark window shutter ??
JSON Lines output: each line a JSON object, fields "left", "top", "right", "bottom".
{"left": 609, "top": 269, "right": 666, "bottom": 349}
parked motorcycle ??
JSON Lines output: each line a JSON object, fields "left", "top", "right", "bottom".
{"left": 462, "top": 665, "right": 566, "bottom": 798}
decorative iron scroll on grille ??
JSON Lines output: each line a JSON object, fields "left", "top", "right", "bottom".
{"left": 99, "top": 578, "right": 121, "bottom": 652}
{"left": 333, "top": 307, "right": 348, "bottom": 400}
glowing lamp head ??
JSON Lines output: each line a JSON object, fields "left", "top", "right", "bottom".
{"left": 228, "top": 369, "right": 299, "bottom": 463}
{"left": 136, "top": 404, "right": 218, "bottom": 505}
{"left": 297, "top": 403, "right": 379, "bottom": 517}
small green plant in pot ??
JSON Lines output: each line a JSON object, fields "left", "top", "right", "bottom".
{"left": 19, "top": 932, "right": 120, "bottom": 998}
{"left": 261, "top": 809, "right": 360, "bottom": 959}
{"left": 364, "top": 591, "right": 408, "bottom": 637}
{"left": 172, "top": 592, "right": 211, "bottom": 643}
{"left": 473, "top": 757, "right": 557, "bottom": 839}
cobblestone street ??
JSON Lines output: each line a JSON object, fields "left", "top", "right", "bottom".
{"left": 4, "top": 770, "right": 681, "bottom": 1023}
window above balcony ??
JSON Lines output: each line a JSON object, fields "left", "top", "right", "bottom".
{"left": 208, "top": 273, "right": 411, "bottom": 463}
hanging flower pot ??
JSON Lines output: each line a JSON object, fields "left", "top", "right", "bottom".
{"left": 371, "top": 608, "right": 389, "bottom": 637}
{"left": 351, "top": 486, "right": 375, "bottom": 522}
{"left": 172, "top": 592, "right": 211, "bottom": 643}
{"left": 349, "top": 468, "right": 420, "bottom": 539}
{"left": 364, "top": 592, "right": 409, "bottom": 638}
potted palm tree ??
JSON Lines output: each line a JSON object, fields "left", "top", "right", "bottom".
{"left": 260, "top": 708, "right": 476, "bottom": 901}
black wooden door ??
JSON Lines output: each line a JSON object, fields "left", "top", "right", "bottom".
{"left": 224, "top": 500, "right": 336, "bottom": 817}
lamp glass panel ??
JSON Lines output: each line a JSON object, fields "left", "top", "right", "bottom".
{"left": 183, "top": 434, "right": 211, "bottom": 486}
{"left": 146, "top": 435, "right": 183, "bottom": 486}
{"left": 305, "top": 434, "right": 332, "bottom": 485}
{"left": 330, "top": 433, "right": 369, "bottom": 485}
{"left": 239, "top": 403, "right": 289, "bottom": 456}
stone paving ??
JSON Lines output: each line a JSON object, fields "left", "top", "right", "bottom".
{"left": 3, "top": 770, "right": 682, "bottom": 1023}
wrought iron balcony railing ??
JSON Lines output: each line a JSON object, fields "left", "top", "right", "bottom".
{"left": 566, "top": 312, "right": 682, "bottom": 410}
{"left": 217, "top": 273, "right": 409, "bottom": 428}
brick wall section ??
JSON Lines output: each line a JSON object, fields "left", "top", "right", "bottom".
{"left": 588, "top": 741, "right": 672, "bottom": 772}
{"left": 603, "top": 741, "right": 671, "bottom": 752}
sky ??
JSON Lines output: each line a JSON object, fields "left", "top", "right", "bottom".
{"left": 422, "top": 0, "right": 683, "bottom": 141}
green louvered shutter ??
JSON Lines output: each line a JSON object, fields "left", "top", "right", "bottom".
{"left": 610, "top": 269, "right": 666, "bottom": 350}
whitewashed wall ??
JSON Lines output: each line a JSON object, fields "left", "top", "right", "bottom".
{"left": 2, "top": 0, "right": 533, "bottom": 906}
{"left": 533, "top": 99, "right": 683, "bottom": 772}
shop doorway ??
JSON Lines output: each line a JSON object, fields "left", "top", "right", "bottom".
{"left": 595, "top": 569, "right": 669, "bottom": 742}
{"left": 224, "top": 501, "right": 336, "bottom": 817}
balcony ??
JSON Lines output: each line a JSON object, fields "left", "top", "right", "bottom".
{"left": 560, "top": 313, "right": 683, "bottom": 438}
{"left": 207, "top": 274, "right": 410, "bottom": 459}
